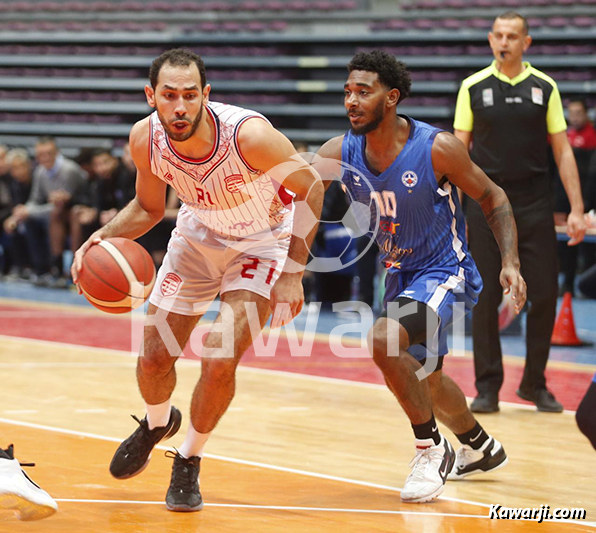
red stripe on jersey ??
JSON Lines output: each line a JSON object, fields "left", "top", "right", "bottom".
{"left": 148, "top": 117, "right": 153, "bottom": 164}
{"left": 278, "top": 185, "right": 294, "bottom": 206}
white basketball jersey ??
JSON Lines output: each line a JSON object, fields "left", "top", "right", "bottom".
{"left": 149, "top": 102, "right": 293, "bottom": 237}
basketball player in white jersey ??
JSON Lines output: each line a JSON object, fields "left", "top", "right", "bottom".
{"left": 71, "top": 49, "right": 323, "bottom": 511}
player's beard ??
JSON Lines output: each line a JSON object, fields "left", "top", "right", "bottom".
{"left": 159, "top": 104, "right": 203, "bottom": 142}
{"left": 349, "top": 100, "right": 385, "bottom": 135}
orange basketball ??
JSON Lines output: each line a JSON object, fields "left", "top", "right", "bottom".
{"left": 79, "top": 238, "right": 156, "bottom": 314}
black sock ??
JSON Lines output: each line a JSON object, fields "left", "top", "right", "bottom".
{"left": 456, "top": 422, "right": 489, "bottom": 450}
{"left": 412, "top": 415, "right": 440, "bottom": 446}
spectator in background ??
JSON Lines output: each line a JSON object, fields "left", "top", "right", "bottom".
{"left": 1, "top": 149, "right": 34, "bottom": 279}
{"left": 454, "top": 12, "right": 586, "bottom": 413}
{"left": 71, "top": 148, "right": 135, "bottom": 253}
{"left": 567, "top": 99, "right": 596, "bottom": 150}
{"left": 9, "top": 137, "right": 87, "bottom": 285}
{"left": 552, "top": 98, "right": 596, "bottom": 294}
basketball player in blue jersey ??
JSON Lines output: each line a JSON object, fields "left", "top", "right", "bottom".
{"left": 314, "top": 51, "right": 527, "bottom": 503}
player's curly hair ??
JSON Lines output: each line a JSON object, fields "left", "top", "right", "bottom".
{"left": 149, "top": 48, "right": 207, "bottom": 89}
{"left": 348, "top": 50, "right": 411, "bottom": 104}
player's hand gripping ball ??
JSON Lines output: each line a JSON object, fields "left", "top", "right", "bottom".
{"left": 78, "top": 238, "right": 156, "bottom": 314}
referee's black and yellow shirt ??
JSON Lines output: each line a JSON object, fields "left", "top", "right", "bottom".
{"left": 453, "top": 61, "right": 567, "bottom": 184}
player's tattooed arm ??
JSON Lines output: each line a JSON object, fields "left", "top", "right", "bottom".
{"left": 477, "top": 188, "right": 517, "bottom": 266}
{"left": 432, "top": 132, "right": 526, "bottom": 310}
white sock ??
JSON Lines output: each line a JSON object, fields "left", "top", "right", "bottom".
{"left": 178, "top": 424, "right": 211, "bottom": 459}
{"left": 146, "top": 399, "right": 171, "bottom": 430}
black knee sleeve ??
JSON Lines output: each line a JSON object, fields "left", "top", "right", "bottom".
{"left": 381, "top": 297, "right": 439, "bottom": 346}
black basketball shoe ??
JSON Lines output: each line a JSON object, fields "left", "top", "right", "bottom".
{"left": 109, "top": 406, "right": 182, "bottom": 479}
{"left": 165, "top": 451, "right": 203, "bottom": 512}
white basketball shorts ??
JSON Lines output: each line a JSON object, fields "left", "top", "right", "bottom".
{"left": 149, "top": 205, "right": 291, "bottom": 316}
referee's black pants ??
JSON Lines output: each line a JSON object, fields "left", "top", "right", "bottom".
{"left": 467, "top": 185, "right": 558, "bottom": 396}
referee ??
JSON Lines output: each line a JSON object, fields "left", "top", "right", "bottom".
{"left": 453, "top": 11, "right": 586, "bottom": 413}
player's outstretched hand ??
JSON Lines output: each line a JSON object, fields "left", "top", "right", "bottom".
{"left": 499, "top": 265, "right": 527, "bottom": 314}
{"left": 269, "top": 273, "right": 304, "bottom": 328}
{"left": 71, "top": 232, "right": 103, "bottom": 293}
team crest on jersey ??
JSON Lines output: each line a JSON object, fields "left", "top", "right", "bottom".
{"left": 402, "top": 171, "right": 418, "bottom": 188}
{"left": 532, "top": 87, "right": 543, "bottom": 105}
{"left": 161, "top": 272, "right": 182, "bottom": 297}
{"left": 482, "top": 88, "right": 494, "bottom": 107}
{"left": 225, "top": 174, "right": 246, "bottom": 193}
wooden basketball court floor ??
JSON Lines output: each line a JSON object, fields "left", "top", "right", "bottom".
{"left": 0, "top": 299, "right": 595, "bottom": 531}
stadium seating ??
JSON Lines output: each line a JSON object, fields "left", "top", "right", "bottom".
{"left": 0, "top": 0, "right": 594, "bottom": 149}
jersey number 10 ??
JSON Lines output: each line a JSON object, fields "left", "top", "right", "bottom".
{"left": 370, "top": 191, "right": 397, "bottom": 218}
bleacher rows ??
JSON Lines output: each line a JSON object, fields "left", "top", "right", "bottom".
{"left": 2, "top": 27, "right": 596, "bottom": 45}
{"left": 372, "top": 15, "right": 596, "bottom": 31}
{"left": 404, "top": 0, "right": 596, "bottom": 9}
{"left": 1, "top": 1, "right": 594, "bottom": 24}
{"left": 0, "top": 0, "right": 359, "bottom": 12}
{"left": 1, "top": 0, "right": 595, "bottom": 149}
{"left": 2, "top": 47, "right": 596, "bottom": 64}
{"left": 0, "top": 20, "right": 290, "bottom": 33}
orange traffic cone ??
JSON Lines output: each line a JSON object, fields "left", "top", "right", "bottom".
{"left": 551, "top": 292, "right": 584, "bottom": 346}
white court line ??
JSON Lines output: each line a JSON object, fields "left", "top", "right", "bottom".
{"left": 48, "top": 500, "right": 596, "bottom": 526}
{"left": 54, "top": 498, "right": 487, "bottom": 518}
{"left": 0, "top": 334, "right": 581, "bottom": 415}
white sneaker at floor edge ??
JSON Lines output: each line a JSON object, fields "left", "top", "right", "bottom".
{"left": 0, "top": 445, "right": 57, "bottom": 521}
{"left": 400, "top": 435, "right": 455, "bottom": 504}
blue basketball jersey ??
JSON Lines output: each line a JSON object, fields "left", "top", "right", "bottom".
{"left": 341, "top": 116, "right": 469, "bottom": 273}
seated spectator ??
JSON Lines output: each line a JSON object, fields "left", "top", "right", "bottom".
{"left": 9, "top": 137, "right": 87, "bottom": 286}
{"left": 567, "top": 99, "right": 596, "bottom": 150}
{"left": 1, "top": 149, "right": 33, "bottom": 279}
{"left": 71, "top": 148, "right": 135, "bottom": 253}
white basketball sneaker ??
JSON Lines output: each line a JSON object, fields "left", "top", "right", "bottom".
{"left": 0, "top": 445, "right": 57, "bottom": 521}
{"left": 448, "top": 436, "right": 508, "bottom": 480}
{"left": 400, "top": 435, "right": 455, "bottom": 503}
